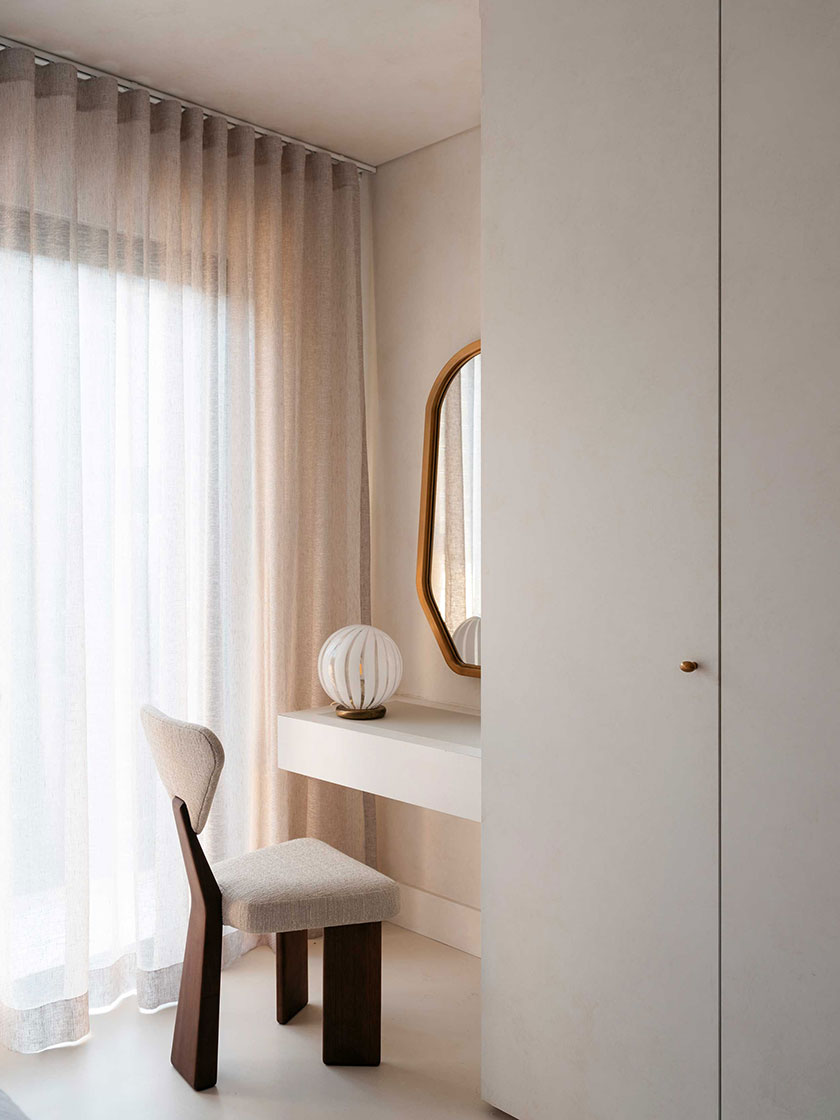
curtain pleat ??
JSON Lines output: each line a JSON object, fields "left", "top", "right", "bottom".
{"left": 0, "top": 47, "right": 372, "bottom": 1053}
{"left": 431, "top": 355, "right": 481, "bottom": 636}
{"left": 443, "top": 376, "right": 467, "bottom": 629}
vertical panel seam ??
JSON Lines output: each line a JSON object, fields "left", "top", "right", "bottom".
{"left": 717, "top": 0, "right": 723, "bottom": 1116}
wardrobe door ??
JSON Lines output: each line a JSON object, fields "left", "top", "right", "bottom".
{"left": 722, "top": 4, "right": 840, "bottom": 1117}
{"left": 481, "top": 1, "right": 719, "bottom": 1117}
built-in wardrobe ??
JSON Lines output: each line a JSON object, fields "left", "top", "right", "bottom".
{"left": 480, "top": 1, "right": 840, "bottom": 1118}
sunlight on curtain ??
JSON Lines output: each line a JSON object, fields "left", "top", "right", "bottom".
{"left": 431, "top": 354, "right": 482, "bottom": 630}
{"left": 0, "top": 48, "right": 371, "bottom": 1053}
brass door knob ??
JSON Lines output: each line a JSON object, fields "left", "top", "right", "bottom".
{"left": 680, "top": 661, "right": 699, "bottom": 673}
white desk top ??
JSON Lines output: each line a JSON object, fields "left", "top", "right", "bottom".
{"left": 277, "top": 696, "right": 481, "bottom": 821}
{"left": 281, "top": 697, "right": 480, "bottom": 755}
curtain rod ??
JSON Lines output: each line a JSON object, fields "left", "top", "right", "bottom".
{"left": 0, "top": 34, "right": 376, "bottom": 174}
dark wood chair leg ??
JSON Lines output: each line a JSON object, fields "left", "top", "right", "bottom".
{"left": 322, "top": 921, "right": 381, "bottom": 1066}
{"left": 276, "top": 929, "right": 309, "bottom": 1023}
{"left": 171, "top": 798, "right": 223, "bottom": 1091}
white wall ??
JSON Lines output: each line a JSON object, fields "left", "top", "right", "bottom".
{"left": 369, "top": 128, "right": 481, "bottom": 711}
{"left": 367, "top": 128, "right": 481, "bottom": 955}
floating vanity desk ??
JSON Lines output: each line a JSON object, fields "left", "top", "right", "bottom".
{"left": 277, "top": 698, "right": 480, "bottom": 821}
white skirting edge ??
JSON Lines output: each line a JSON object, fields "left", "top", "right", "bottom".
{"left": 387, "top": 882, "right": 481, "bottom": 957}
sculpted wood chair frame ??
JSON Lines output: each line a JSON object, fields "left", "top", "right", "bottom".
{"left": 170, "top": 796, "right": 382, "bottom": 1089}
{"left": 141, "top": 706, "right": 395, "bottom": 1092}
{"left": 416, "top": 338, "right": 481, "bottom": 678}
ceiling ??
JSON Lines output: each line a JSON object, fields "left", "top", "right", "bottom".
{"left": 0, "top": 0, "right": 480, "bottom": 166}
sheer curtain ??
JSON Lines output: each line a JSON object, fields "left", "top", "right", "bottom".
{"left": 0, "top": 47, "right": 373, "bottom": 1054}
{"left": 431, "top": 354, "right": 482, "bottom": 630}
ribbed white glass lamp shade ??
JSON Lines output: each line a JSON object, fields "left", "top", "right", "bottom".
{"left": 318, "top": 624, "right": 403, "bottom": 719}
{"left": 452, "top": 615, "right": 481, "bottom": 665}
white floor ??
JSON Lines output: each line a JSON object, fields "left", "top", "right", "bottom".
{"left": 0, "top": 925, "right": 507, "bottom": 1119}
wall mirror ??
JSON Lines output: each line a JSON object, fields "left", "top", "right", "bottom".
{"left": 417, "top": 340, "right": 481, "bottom": 677}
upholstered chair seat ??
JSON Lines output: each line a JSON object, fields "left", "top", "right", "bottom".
{"left": 140, "top": 704, "right": 399, "bottom": 1090}
{"left": 212, "top": 838, "right": 400, "bottom": 934}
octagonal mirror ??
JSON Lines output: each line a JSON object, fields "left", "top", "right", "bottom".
{"left": 416, "top": 340, "right": 481, "bottom": 677}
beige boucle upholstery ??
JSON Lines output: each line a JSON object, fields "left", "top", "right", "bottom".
{"left": 212, "top": 838, "right": 400, "bottom": 934}
{"left": 141, "top": 706, "right": 401, "bottom": 934}
{"left": 141, "top": 705, "right": 224, "bottom": 834}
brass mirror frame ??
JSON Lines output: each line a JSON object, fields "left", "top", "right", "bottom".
{"left": 416, "top": 339, "right": 481, "bottom": 678}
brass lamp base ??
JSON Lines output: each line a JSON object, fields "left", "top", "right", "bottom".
{"left": 335, "top": 705, "right": 387, "bottom": 720}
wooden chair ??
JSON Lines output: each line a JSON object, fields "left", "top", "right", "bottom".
{"left": 140, "top": 705, "right": 400, "bottom": 1091}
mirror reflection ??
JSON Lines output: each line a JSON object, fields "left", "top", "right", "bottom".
{"left": 430, "top": 352, "right": 481, "bottom": 667}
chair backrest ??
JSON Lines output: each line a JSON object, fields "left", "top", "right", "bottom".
{"left": 140, "top": 705, "right": 225, "bottom": 834}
